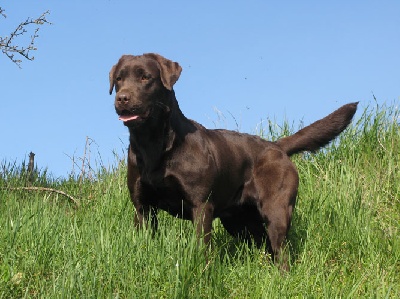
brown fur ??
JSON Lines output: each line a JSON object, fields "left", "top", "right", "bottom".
{"left": 109, "top": 53, "right": 357, "bottom": 270}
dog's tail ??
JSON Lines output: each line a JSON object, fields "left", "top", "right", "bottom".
{"left": 275, "top": 102, "right": 358, "bottom": 156}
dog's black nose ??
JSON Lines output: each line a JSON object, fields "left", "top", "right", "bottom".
{"left": 117, "top": 92, "right": 130, "bottom": 103}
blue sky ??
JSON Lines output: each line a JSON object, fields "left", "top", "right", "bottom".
{"left": 1, "top": 1, "right": 399, "bottom": 178}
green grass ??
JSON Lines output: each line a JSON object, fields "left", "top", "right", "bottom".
{"left": 1, "top": 103, "right": 399, "bottom": 298}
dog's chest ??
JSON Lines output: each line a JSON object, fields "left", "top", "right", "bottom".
{"left": 130, "top": 164, "right": 191, "bottom": 218}
{"left": 151, "top": 180, "right": 193, "bottom": 220}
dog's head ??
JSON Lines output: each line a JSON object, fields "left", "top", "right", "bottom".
{"left": 109, "top": 53, "right": 182, "bottom": 127}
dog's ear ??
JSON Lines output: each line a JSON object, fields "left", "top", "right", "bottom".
{"left": 144, "top": 53, "right": 182, "bottom": 90}
{"left": 109, "top": 64, "right": 116, "bottom": 95}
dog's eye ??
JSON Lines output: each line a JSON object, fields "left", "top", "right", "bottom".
{"left": 141, "top": 74, "right": 151, "bottom": 81}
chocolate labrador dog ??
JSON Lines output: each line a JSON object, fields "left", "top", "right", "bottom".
{"left": 109, "top": 53, "right": 357, "bottom": 270}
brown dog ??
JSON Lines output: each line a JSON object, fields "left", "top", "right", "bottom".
{"left": 109, "top": 53, "right": 357, "bottom": 269}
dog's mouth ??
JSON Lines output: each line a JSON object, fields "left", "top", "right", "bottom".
{"left": 118, "top": 108, "right": 151, "bottom": 125}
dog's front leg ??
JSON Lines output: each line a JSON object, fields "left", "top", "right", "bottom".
{"left": 128, "top": 179, "right": 158, "bottom": 234}
{"left": 192, "top": 202, "right": 214, "bottom": 246}
{"left": 133, "top": 203, "right": 158, "bottom": 233}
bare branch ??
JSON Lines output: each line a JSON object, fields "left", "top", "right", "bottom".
{"left": 3, "top": 186, "right": 80, "bottom": 208}
{"left": 0, "top": 8, "right": 51, "bottom": 67}
{"left": 0, "top": 7, "right": 6, "bottom": 18}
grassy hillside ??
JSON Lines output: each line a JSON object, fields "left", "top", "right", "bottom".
{"left": 1, "top": 104, "right": 399, "bottom": 298}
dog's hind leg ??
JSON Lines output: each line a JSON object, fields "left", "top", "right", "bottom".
{"left": 263, "top": 202, "right": 294, "bottom": 271}
{"left": 253, "top": 148, "right": 299, "bottom": 271}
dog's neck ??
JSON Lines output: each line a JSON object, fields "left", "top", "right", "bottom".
{"left": 128, "top": 91, "right": 196, "bottom": 175}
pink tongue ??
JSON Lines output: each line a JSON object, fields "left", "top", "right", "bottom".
{"left": 119, "top": 115, "right": 139, "bottom": 122}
